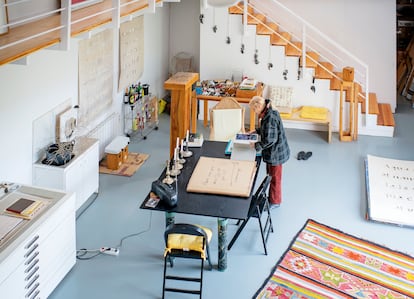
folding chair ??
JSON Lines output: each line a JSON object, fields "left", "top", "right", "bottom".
{"left": 162, "top": 223, "right": 213, "bottom": 299}
{"left": 227, "top": 175, "right": 273, "bottom": 255}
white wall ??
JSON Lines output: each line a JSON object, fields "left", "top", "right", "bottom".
{"left": 169, "top": 0, "right": 200, "bottom": 73}
{"left": 0, "top": 4, "right": 170, "bottom": 184}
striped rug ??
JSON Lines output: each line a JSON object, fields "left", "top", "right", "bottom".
{"left": 254, "top": 219, "right": 414, "bottom": 298}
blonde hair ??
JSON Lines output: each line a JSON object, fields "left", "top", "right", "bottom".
{"left": 249, "top": 96, "right": 265, "bottom": 108}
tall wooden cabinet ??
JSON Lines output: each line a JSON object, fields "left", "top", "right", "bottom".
{"left": 0, "top": 185, "right": 76, "bottom": 298}
{"left": 32, "top": 138, "right": 99, "bottom": 211}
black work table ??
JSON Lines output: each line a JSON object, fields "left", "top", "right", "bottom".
{"left": 140, "top": 140, "right": 261, "bottom": 271}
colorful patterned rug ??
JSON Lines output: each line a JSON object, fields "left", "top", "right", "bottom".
{"left": 99, "top": 152, "right": 149, "bottom": 177}
{"left": 254, "top": 219, "right": 414, "bottom": 299}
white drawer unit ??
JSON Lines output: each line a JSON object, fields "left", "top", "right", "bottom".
{"left": 32, "top": 137, "right": 99, "bottom": 211}
{"left": 0, "top": 185, "right": 76, "bottom": 299}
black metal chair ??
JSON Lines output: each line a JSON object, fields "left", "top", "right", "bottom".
{"left": 162, "top": 223, "right": 213, "bottom": 299}
{"left": 227, "top": 175, "right": 274, "bottom": 255}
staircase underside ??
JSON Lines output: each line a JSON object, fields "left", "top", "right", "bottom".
{"left": 229, "top": 2, "right": 395, "bottom": 138}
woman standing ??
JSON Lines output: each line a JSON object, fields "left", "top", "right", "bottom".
{"left": 249, "top": 96, "right": 290, "bottom": 208}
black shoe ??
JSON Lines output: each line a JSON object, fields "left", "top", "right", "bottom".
{"left": 297, "top": 151, "right": 306, "bottom": 160}
{"left": 303, "top": 151, "right": 312, "bottom": 160}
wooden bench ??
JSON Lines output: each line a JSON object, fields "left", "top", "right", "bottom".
{"left": 280, "top": 107, "right": 332, "bottom": 143}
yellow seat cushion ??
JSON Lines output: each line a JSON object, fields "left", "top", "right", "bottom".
{"left": 300, "top": 106, "right": 328, "bottom": 120}
{"left": 164, "top": 225, "right": 212, "bottom": 259}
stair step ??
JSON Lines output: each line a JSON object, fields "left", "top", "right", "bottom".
{"left": 247, "top": 13, "right": 266, "bottom": 25}
{"left": 330, "top": 72, "right": 343, "bottom": 90}
{"left": 271, "top": 31, "right": 291, "bottom": 46}
{"left": 361, "top": 93, "right": 379, "bottom": 115}
{"left": 256, "top": 22, "right": 278, "bottom": 35}
{"left": 315, "top": 62, "right": 334, "bottom": 79}
{"left": 286, "top": 41, "right": 302, "bottom": 56}
{"left": 300, "top": 51, "right": 319, "bottom": 68}
{"left": 228, "top": 3, "right": 254, "bottom": 15}
{"left": 377, "top": 103, "right": 395, "bottom": 127}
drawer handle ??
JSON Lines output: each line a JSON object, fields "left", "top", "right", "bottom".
{"left": 25, "top": 273, "right": 39, "bottom": 290}
{"left": 25, "top": 282, "right": 39, "bottom": 298}
{"left": 25, "top": 235, "right": 39, "bottom": 249}
{"left": 25, "top": 258, "right": 39, "bottom": 274}
{"left": 25, "top": 265, "right": 39, "bottom": 281}
{"left": 25, "top": 251, "right": 39, "bottom": 266}
{"left": 29, "top": 289, "right": 40, "bottom": 299}
{"left": 24, "top": 243, "right": 39, "bottom": 258}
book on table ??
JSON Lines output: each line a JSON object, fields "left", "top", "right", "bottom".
{"left": 365, "top": 154, "right": 414, "bottom": 228}
{"left": 4, "top": 197, "right": 45, "bottom": 220}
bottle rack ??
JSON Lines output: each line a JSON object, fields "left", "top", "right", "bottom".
{"left": 124, "top": 94, "right": 159, "bottom": 140}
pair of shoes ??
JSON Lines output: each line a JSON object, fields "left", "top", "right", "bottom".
{"left": 269, "top": 203, "right": 280, "bottom": 210}
{"left": 297, "top": 151, "right": 312, "bottom": 160}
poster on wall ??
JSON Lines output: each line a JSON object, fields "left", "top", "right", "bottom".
{"left": 118, "top": 16, "right": 144, "bottom": 92}
{"left": 78, "top": 28, "right": 113, "bottom": 126}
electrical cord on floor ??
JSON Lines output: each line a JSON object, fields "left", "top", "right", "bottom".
{"left": 76, "top": 210, "right": 153, "bottom": 260}
{"left": 76, "top": 248, "right": 103, "bottom": 260}
{"left": 115, "top": 210, "right": 153, "bottom": 249}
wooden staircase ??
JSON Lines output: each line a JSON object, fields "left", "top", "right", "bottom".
{"left": 229, "top": 2, "right": 395, "bottom": 132}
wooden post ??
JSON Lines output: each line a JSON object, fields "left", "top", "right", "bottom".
{"left": 164, "top": 72, "right": 199, "bottom": 157}
{"left": 339, "top": 67, "right": 358, "bottom": 142}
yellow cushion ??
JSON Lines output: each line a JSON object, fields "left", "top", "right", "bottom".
{"left": 279, "top": 112, "right": 292, "bottom": 119}
{"left": 300, "top": 106, "right": 328, "bottom": 120}
{"left": 164, "top": 225, "right": 212, "bottom": 259}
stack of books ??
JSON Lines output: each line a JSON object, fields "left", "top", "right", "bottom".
{"left": 239, "top": 78, "right": 257, "bottom": 90}
{"left": 4, "top": 198, "right": 45, "bottom": 220}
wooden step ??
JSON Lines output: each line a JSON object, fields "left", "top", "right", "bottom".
{"left": 314, "top": 62, "right": 334, "bottom": 79}
{"left": 256, "top": 22, "right": 278, "bottom": 35}
{"left": 300, "top": 51, "right": 319, "bottom": 68}
{"left": 228, "top": 3, "right": 254, "bottom": 15}
{"left": 377, "top": 103, "right": 395, "bottom": 127}
{"left": 343, "top": 82, "right": 363, "bottom": 102}
{"left": 330, "top": 72, "right": 343, "bottom": 90}
{"left": 271, "top": 32, "right": 291, "bottom": 46}
{"left": 247, "top": 13, "right": 266, "bottom": 25}
{"left": 361, "top": 93, "right": 379, "bottom": 115}
{"left": 286, "top": 41, "right": 302, "bottom": 56}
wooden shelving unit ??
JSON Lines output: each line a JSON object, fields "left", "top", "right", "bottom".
{"left": 0, "top": 0, "right": 160, "bottom": 66}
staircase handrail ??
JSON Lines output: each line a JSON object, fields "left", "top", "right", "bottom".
{"left": 249, "top": 0, "right": 369, "bottom": 115}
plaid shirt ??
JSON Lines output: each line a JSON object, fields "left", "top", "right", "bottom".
{"left": 255, "top": 107, "right": 290, "bottom": 165}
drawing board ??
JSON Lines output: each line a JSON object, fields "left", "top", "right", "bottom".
{"left": 186, "top": 156, "right": 256, "bottom": 197}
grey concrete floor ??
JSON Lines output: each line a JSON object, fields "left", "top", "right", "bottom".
{"left": 49, "top": 97, "right": 414, "bottom": 299}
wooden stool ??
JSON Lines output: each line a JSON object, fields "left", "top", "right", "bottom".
{"left": 104, "top": 136, "right": 130, "bottom": 170}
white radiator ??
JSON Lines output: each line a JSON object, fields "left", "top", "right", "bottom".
{"left": 86, "top": 113, "right": 120, "bottom": 160}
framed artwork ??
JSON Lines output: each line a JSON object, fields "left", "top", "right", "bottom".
{"left": 0, "top": 0, "right": 8, "bottom": 35}
{"left": 71, "top": 0, "right": 103, "bottom": 10}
